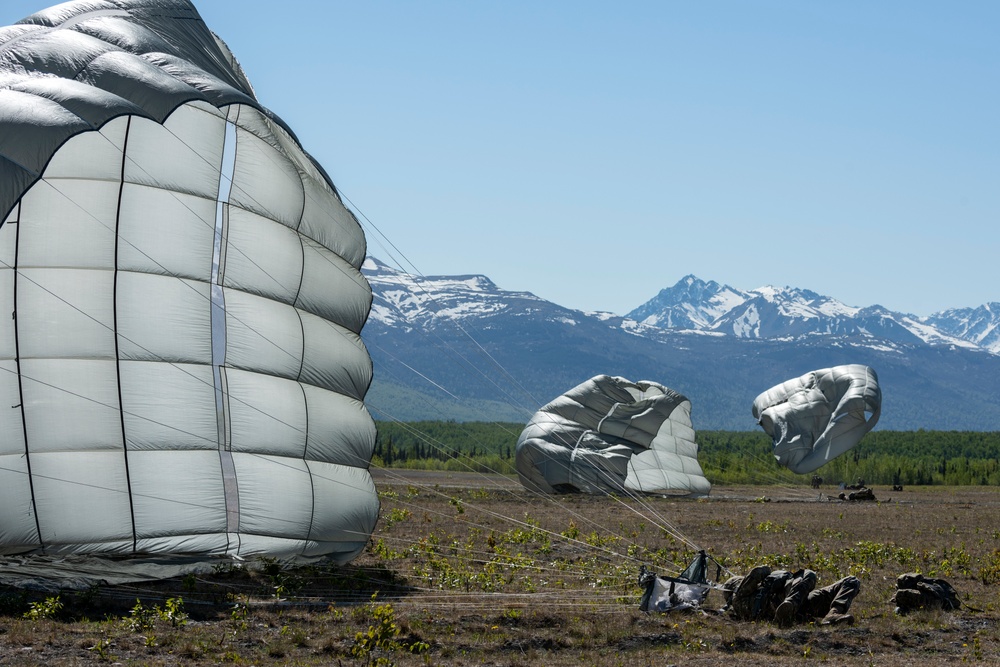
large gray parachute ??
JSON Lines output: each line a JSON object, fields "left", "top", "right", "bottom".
{"left": 516, "top": 375, "right": 711, "bottom": 496}
{"left": 752, "top": 365, "right": 882, "bottom": 474}
{"left": 0, "top": 1, "right": 378, "bottom": 565}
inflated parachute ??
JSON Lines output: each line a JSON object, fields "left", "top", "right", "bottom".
{"left": 516, "top": 375, "right": 711, "bottom": 496}
{"left": 752, "top": 365, "right": 881, "bottom": 474}
{"left": 0, "top": 1, "right": 378, "bottom": 564}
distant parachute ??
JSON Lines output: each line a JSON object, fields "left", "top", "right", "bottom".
{"left": 752, "top": 365, "right": 882, "bottom": 474}
{"left": 515, "top": 375, "right": 711, "bottom": 496}
{"left": 0, "top": 0, "right": 377, "bottom": 564}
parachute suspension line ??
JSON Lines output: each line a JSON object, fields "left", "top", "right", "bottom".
{"left": 360, "top": 356, "right": 682, "bottom": 555}
{"left": 341, "top": 191, "right": 546, "bottom": 413}
{"left": 338, "top": 195, "right": 706, "bottom": 557}
{"left": 5, "top": 105, "right": 679, "bottom": 567}
{"left": 709, "top": 434, "right": 814, "bottom": 499}
{"left": 13, "top": 122, "right": 680, "bottom": 572}
{"left": 0, "top": 355, "right": 672, "bottom": 575}
{"left": 114, "top": 116, "right": 139, "bottom": 554}
{"left": 366, "top": 405, "right": 696, "bottom": 565}
{"left": 530, "top": 410, "right": 705, "bottom": 555}
{"left": 364, "top": 413, "right": 642, "bottom": 556}
{"left": 348, "top": 272, "right": 701, "bottom": 561}
{"left": 339, "top": 195, "right": 704, "bottom": 561}
{"left": 215, "top": 114, "right": 240, "bottom": 550}
{"left": 225, "top": 146, "right": 700, "bottom": 562}
{"left": 365, "top": 297, "right": 537, "bottom": 423}
{"left": 361, "top": 377, "right": 666, "bottom": 553}
{"left": 364, "top": 337, "right": 475, "bottom": 403}
{"left": 366, "top": 294, "right": 537, "bottom": 416}
{"left": 337, "top": 463, "right": 645, "bottom": 569}
{"left": 525, "top": 410, "right": 697, "bottom": 541}
{"left": 0, "top": 444, "right": 602, "bottom": 578}
{"left": 9, "top": 200, "right": 43, "bottom": 551}
{"left": 729, "top": 443, "right": 816, "bottom": 499}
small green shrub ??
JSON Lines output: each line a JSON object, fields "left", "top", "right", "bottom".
{"left": 23, "top": 595, "right": 62, "bottom": 621}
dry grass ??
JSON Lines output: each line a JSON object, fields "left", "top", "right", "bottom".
{"left": 1, "top": 474, "right": 999, "bottom": 665}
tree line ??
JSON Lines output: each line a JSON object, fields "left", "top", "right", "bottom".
{"left": 374, "top": 421, "right": 1000, "bottom": 486}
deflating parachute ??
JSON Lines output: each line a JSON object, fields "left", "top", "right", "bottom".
{"left": 0, "top": 1, "right": 377, "bottom": 563}
{"left": 752, "top": 365, "right": 881, "bottom": 474}
{"left": 516, "top": 375, "right": 711, "bottom": 496}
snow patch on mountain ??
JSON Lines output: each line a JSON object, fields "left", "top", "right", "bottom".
{"left": 363, "top": 258, "right": 998, "bottom": 356}
{"left": 364, "top": 258, "right": 574, "bottom": 328}
{"left": 731, "top": 305, "right": 761, "bottom": 338}
{"left": 626, "top": 275, "right": 750, "bottom": 329}
{"left": 923, "top": 303, "right": 1000, "bottom": 354}
{"left": 897, "top": 316, "right": 980, "bottom": 350}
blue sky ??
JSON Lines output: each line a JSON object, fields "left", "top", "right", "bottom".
{"left": 5, "top": 1, "right": 998, "bottom": 316}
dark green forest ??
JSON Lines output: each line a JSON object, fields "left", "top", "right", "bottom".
{"left": 374, "top": 421, "right": 1000, "bottom": 487}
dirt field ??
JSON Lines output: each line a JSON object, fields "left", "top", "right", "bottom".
{"left": 1, "top": 471, "right": 999, "bottom": 666}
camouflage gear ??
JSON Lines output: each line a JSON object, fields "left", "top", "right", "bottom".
{"left": 838, "top": 487, "right": 876, "bottom": 501}
{"left": 892, "top": 573, "right": 960, "bottom": 614}
{"left": 724, "top": 567, "right": 860, "bottom": 626}
{"left": 723, "top": 565, "right": 772, "bottom": 620}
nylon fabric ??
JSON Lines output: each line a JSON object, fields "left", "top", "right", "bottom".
{"left": 752, "top": 364, "right": 882, "bottom": 474}
{"left": 516, "top": 375, "right": 711, "bottom": 496}
{"left": 0, "top": 1, "right": 378, "bottom": 569}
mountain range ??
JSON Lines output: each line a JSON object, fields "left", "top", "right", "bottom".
{"left": 360, "top": 257, "right": 1000, "bottom": 431}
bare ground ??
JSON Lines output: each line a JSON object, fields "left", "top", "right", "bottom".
{"left": 1, "top": 472, "right": 999, "bottom": 666}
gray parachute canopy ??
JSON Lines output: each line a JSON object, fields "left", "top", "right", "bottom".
{"left": 516, "top": 375, "right": 711, "bottom": 496}
{"left": 752, "top": 365, "right": 882, "bottom": 474}
{"left": 0, "top": 0, "right": 378, "bottom": 569}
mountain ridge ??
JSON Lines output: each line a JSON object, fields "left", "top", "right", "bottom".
{"left": 360, "top": 258, "right": 1000, "bottom": 430}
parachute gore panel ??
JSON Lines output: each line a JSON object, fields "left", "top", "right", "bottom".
{"left": 515, "top": 375, "right": 711, "bottom": 496}
{"left": 0, "top": 0, "right": 379, "bottom": 563}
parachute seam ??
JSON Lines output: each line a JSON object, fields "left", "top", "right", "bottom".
{"left": 0, "top": 256, "right": 342, "bottom": 436}
{"left": 0, "top": 97, "right": 254, "bottom": 226}
{"left": 301, "top": 381, "right": 315, "bottom": 556}
{"left": 294, "top": 235, "right": 306, "bottom": 306}
{"left": 103, "top": 103, "right": 368, "bottom": 341}
{"left": 295, "top": 311, "right": 307, "bottom": 384}
{"left": 0, "top": 3, "right": 263, "bottom": 219}
{"left": 216, "top": 112, "right": 240, "bottom": 553}
{"left": 301, "top": 459, "right": 317, "bottom": 556}
{"left": 10, "top": 200, "right": 44, "bottom": 552}
{"left": 346, "top": 193, "right": 543, "bottom": 410}
{"left": 114, "top": 115, "right": 139, "bottom": 554}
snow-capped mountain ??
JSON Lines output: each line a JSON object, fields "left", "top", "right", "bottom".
{"left": 364, "top": 256, "right": 604, "bottom": 330}
{"left": 627, "top": 275, "right": 748, "bottom": 330}
{"left": 924, "top": 303, "right": 1000, "bottom": 355}
{"left": 360, "top": 258, "right": 1000, "bottom": 430}
{"left": 626, "top": 276, "right": 981, "bottom": 351}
